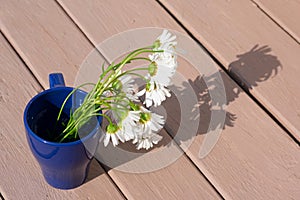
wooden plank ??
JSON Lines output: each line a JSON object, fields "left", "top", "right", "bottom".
{"left": 159, "top": 0, "right": 300, "bottom": 142}
{"left": 57, "top": 0, "right": 300, "bottom": 199}
{"left": 0, "top": 0, "right": 221, "bottom": 199}
{"left": 252, "top": 0, "right": 300, "bottom": 43}
{"left": 0, "top": 34, "right": 124, "bottom": 199}
{"left": 97, "top": 129, "right": 222, "bottom": 199}
{"left": 166, "top": 59, "right": 300, "bottom": 199}
{"left": 0, "top": 0, "right": 94, "bottom": 88}
{"left": 57, "top": 0, "right": 185, "bottom": 44}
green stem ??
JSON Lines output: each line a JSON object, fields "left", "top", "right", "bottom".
{"left": 57, "top": 82, "right": 96, "bottom": 121}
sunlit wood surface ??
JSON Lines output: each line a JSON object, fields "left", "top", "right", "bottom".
{"left": 0, "top": 0, "right": 299, "bottom": 199}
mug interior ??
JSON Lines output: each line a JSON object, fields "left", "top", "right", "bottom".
{"left": 24, "top": 87, "right": 100, "bottom": 144}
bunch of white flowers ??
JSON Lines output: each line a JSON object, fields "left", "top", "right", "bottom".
{"left": 58, "top": 30, "right": 177, "bottom": 150}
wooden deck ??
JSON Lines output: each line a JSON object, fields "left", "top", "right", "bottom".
{"left": 0, "top": 0, "right": 299, "bottom": 199}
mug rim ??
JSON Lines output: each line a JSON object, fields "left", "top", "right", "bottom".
{"left": 23, "top": 86, "right": 102, "bottom": 146}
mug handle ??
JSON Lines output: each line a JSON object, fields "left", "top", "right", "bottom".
{"left": 49, "top": 73, "right": 66, "bottom": 88}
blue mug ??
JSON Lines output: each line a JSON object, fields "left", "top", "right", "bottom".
{"left": 23, "top": 73, "right": 102, "bottom": 189}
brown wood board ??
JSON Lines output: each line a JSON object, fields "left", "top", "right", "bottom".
{"left": 0, "top": 34, "right": 124, "bottom": 200}
{"left": 159, "top": 0, "right": 300, "bottom": 142}
{"left": 0, "top": 0, "right": 221, "bottom": 199}
{"left": 253, "top": 0, "right": 300, "bottom": 43}
{"left": 57, "top": 0, "right": 300, "bottom": 199}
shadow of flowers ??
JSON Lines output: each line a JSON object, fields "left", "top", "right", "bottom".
{"left": 229, "top": 45, "right": 282, "bottom": 90}
{"left": 92, "top": 45, "right": 282, "bottom": 174}
{"left": 163, "top": 45, "right": 282, "bottom": 146}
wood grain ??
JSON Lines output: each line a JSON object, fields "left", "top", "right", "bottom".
{"left": 167, "top": 59, "right": 300, "bottom": 199}
{"left": 0, "top": 0, "right": 95, "bottom": 88}
{"left": 58, "top": 0, "right": 300, "bottom": 199}
{"left": 96, "top": 128, "right": 222, "bottom": 199}
{"left": 0, "top": 34, "right": 124, "bottom": 199}
{"left": 159, "top": 0, "right": 300, "bottom": 142}
{"left": 252, "top": 0, "right": 300, "bottom": 43}
{"left": 57, "top": 0, "right": 185, "bottom": 44}
{"left": 0, "top": 0, "right": 221, "bottom": 199}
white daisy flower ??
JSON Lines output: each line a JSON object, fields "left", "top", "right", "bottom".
{"left": 131, "top": 107, "right": 164, "bottom": 150}
{"left": 135, "top": 132, "right": 163, "bottom": 150}
{"left": 138, "top": 107, "right": 165, "bottom": 132}
{"left": 137, "top": 82, "right": 171, "bottom": 107}
{"left": 103, "top": 124, "right": 124, "bottom": 147}
{"left": 148, "top": 52, "right": 177, "bottom": 86}
{"left": 154, "top": 29, "right": 177, "bottom": 53}
{"left": 119, "top": 110, "right": 140, "bottom": 141}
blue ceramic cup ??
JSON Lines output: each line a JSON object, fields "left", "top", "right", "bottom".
{"left": 23, "top": 73, "right": 102, "bottom": 189}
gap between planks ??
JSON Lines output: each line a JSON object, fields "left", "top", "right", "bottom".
{"left": 55, "top": 0, "right": 298, "bottom": 198}
{"left": 250, "top": 0, "right": 300, "bottom": 45}
{"left": 54, "top": 0, "right": 224, "bottom": 198}
{"left": 0, "top": 32, "right": 124, "bottom": 200}
{"left": 0, "top": 23, "right": 126, "bottom": 200}
{"left": 0, "top": 30, "right": 45, "bottom": 91}
{"left": 156, "top": 0, "right": 300, "bottom": 146}
{"left": 0, "top": 0, "right": 222, "bottom": 198}
{"left": 3, "top": 0, "right": 298, "bottom": 198}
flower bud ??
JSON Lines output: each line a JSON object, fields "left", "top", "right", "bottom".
{"left": 106, "top": 123, "right": 119, "bottom": 134}
{"left": 153, "top": 40, "right": 161, "bottom": 49}
{"left": 140, "top": 112, "right": 151, "bottom": 123}
{"left": 148, "top": 62, "right": 158, "bottom": 77}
